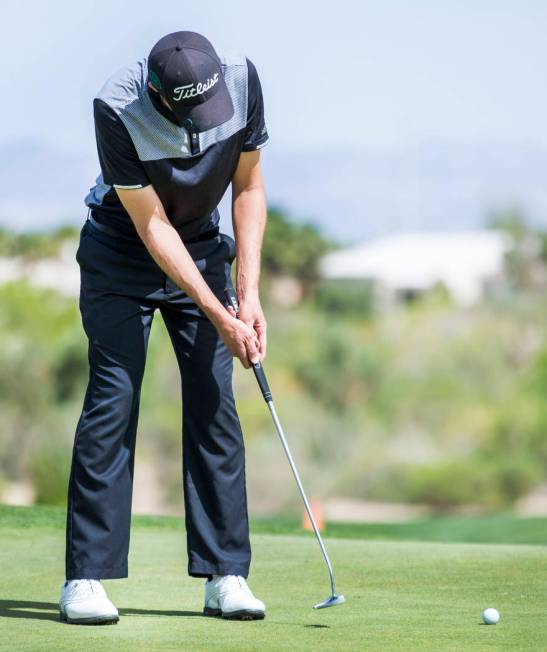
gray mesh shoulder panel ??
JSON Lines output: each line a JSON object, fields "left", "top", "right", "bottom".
{"left": 95, "top": 54, "right": 248, "bottom": 162}
{"left": 198, "top": 52, "right": 248, "bottom": 153}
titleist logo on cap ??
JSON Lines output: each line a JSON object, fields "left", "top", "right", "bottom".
{"left": 173, "top": 73, "right": 219, "bottom": 102}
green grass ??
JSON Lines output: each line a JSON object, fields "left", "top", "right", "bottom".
{"left": 1, "top": 505, "right": 546, "bottom": 651}
{"left": 2, "top": 504, "right": 547, "bottom": 545}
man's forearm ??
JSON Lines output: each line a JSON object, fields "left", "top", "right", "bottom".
{"left": 140, "top": 217, "right": 227, "bottom": 327}
{"left": 115, "top": 183, "right": 260, "bottom": 367}
{"left": 232, "top": 186, "right": 267, "bottom": 301}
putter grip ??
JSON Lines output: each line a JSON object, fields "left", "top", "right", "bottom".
{"left": 224, "top": 285, "right": 239, "bottom": 314}
{"left": 252, "top": 362, "right": 272, "bottom": 402}
{"left": 224, "top": 287, "right": 273, "bottom": 402}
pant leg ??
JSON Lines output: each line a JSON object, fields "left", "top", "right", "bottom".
{"left": 65, "top": 283, "right": 154, "bottom": 580}
{"left": 160, "top": 234, "right": 251, "bottom": 578}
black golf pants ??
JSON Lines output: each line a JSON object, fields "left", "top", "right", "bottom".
{"left": 65, "top": 220, "right": 251, "bottom": 580}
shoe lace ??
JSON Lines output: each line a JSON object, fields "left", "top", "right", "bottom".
{"left": 215, "top": 575, "right": 252, "bottom": 594}
{"left": 217, "top": 575, "right": 235, "bottom": 590}
{"left": 236, "top": 576, "right": 250, "bottom": 591}
{"left": 68, "top": 579, "right": 99, "bottom": 598}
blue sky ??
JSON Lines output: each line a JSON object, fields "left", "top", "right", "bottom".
{"left": 2, "top": 0, "right": 546, "bottom": 155}
{"left": 1, "top": 1, "right": 546, "bottom": 237}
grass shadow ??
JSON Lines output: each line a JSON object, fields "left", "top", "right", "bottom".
{"left": 0, "top": 600, "right": 60, "bottom": 622}
{"left": 0, "top": 600, "right": 202, "bottom": 622}
{"left": 120, "top": 607, "right": 203, "bottom": 618}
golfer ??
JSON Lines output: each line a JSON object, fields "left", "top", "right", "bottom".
{"left": 60, "top": 31, "right": 269, "bottom": 624}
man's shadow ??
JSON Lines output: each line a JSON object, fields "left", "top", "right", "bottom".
{"left": 0, "top": 600, "right": 202, "bottom": 622}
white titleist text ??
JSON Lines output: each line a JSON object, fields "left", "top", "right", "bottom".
{"left": 173, "top": 73, "right": 219, "bottom": 101}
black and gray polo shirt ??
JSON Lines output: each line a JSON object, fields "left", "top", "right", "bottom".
{"left": 85, "top": 52, "right": 269, "bottom": 242}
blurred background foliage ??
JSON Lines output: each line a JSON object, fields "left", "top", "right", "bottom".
{"left": 0, "top": 225, "right": 79, "bottom": 260}
{"left": 0, "top": 207, "right": 546, "bottom": 515}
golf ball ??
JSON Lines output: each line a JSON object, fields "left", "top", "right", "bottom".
{"left": 482, "top": 608, "right": 500, "bottom": 625}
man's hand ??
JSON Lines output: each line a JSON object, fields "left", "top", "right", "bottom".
{"left": 237, "top": 296, "right": 267, "bottom": 361}
{"left": 217, "top": 313, "right": 260, "bottom": 369}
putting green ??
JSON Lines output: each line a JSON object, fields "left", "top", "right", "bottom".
{"left": 0, "top": 508, "right": 546, "bottom": 651}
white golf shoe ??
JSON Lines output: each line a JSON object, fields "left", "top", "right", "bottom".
{"left": 59, "top": 579, "right": 119, "bottom": 625}
{"left": 204, "top": 575, "right": 265, "bottom": 620}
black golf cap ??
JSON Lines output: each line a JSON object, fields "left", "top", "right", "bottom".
{"left": 147, "top": 31, "right": 234, "bottom": 132}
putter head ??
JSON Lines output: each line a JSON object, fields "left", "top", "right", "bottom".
{"left": 313, "top": 594, "right": 345, "bottom": 609}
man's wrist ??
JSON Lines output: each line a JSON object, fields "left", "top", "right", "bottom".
{"left": 237, "top": 282, "right": 260, "bottom": 304}
{"left": 207, "top": 301, "right": 231, "bottom": 330}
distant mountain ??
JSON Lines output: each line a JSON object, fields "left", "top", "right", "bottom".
{"left": 1, "top": 139, "right": 546, "bottom": 242}
{"left": 0, "top": 140, "right": 97, "bottom": 230}
{"left": 262, "top": 143, "right": 547, "bottom": 243}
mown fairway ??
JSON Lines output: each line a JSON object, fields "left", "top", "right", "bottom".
{"left": 1, "top": 506, "right": 546, "bottom": 651}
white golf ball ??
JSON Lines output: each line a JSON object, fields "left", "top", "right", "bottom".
{"left": 482, "top": 608, "right": 500, "bottom": 625}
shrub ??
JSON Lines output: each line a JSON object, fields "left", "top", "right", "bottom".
{"left": 262, "top": 208, "right": 332, "bottom": 284}
{"left": 292, "top": 321, "right": 387, "bottom": 411}
{"left": 28, "top": 435, "right": 72, "bottom": 505}
{"left": 314, "top": 279, "right": 375, "bottom": 318}
{"left": 405, "top": 455, "right": 543, "bottom": 509}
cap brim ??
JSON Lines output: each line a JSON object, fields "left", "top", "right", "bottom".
{"left": 171, "top": 75, "right": 234, "bottom": 133}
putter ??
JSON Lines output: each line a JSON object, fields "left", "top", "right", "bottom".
{"left": 225, "top": 287, "right": 345, "bottom": 610}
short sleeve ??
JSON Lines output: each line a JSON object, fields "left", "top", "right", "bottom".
{"left": 242, "top": 59, "right": 269, "bottom": 152}
{"left": 93, "top": 99, "right": 150, "bottom": 189}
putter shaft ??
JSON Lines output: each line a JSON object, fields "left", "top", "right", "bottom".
{"left": 266, "top": 399, "right": 337, "bottom": 599}
{"left": 223, "top": 286, "right": 343, "bottom": 607}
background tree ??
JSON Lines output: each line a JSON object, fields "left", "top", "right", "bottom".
{"left": 261, "top": 207, "right": 332, "bottom": 287}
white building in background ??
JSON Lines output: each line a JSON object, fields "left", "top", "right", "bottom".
{"left": 320, "top": 231, "right": 512, "bottom": 307}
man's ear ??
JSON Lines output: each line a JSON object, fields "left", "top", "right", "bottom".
{"left": 147, "top": 81, "right": 174, "bottom": 111}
